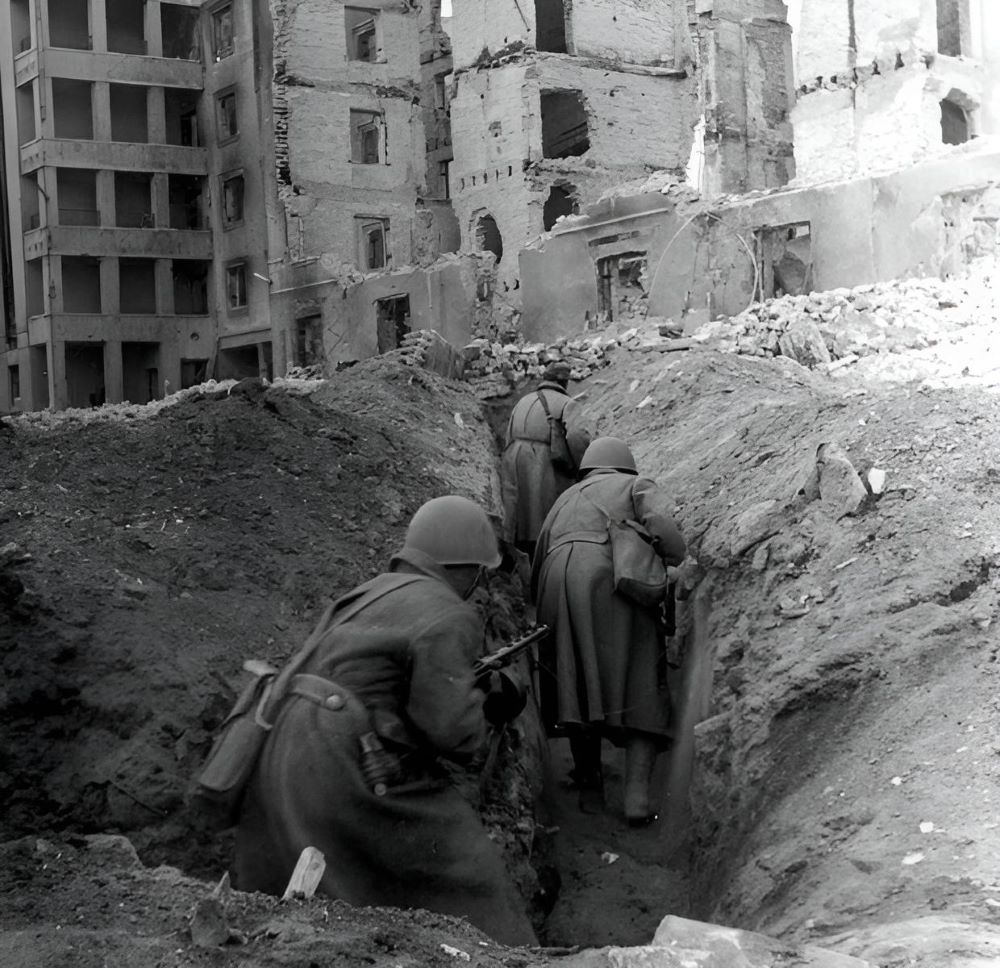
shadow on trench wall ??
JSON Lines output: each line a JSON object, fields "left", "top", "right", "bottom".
{"left": 658, "top": 576, "right": 717, "bottom": 862}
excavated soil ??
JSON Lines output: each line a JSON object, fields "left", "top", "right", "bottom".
{"left": 3, "top": 263, "right": 1000, "bottom": 966}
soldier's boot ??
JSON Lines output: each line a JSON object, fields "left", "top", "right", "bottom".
{"left": 624, "top": 734, "right": 659, "bottom": 827}
{"left": 569, "top": 732, "right": 604, "bottom": 814}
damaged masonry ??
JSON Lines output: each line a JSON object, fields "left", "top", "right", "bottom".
{"left": 4, "top": 0, "right": 1000, "bottom": 967}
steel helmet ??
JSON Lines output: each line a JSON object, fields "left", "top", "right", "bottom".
{"left": 402, "top": 495, "right": 502, "bottom": 567}
{"left": 578, "top": 436, "right": 637, "bottom": 474}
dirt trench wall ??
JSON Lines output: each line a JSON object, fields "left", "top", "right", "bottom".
{"left": 577, "top": 346, "right": 1000, "bottom": 951}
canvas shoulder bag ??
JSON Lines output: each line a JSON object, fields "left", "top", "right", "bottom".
{"left": 536, "top": 391, "right": 576, "bottom": 473}
{"left": 579, "top": 481, "right": 667, "bottom": 609}
{"left": 191, "top": 573, "right": 426, "bottom": 829}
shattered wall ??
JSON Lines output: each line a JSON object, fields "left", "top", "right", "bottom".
{"left": 789, "top": 0, "right": 1000, "bottom": 184}
{"left": 449, "top": 51, "right": 699, "bottom": 297}
{"left": 519, "top": 148, "right": 1000, "bottom": 340}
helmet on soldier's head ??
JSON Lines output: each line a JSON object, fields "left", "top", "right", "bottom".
{"left": 402, "top": 495, "right": 502, "bottom": 567}
{"left": 578, "top": 437, "right": 637, "bottom": 474}
{"left": 542, "top": 361, "right": 572, "bottom": 383}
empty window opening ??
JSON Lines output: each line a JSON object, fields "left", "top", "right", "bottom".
{"left": 52, "top": 79, "right": 94, "bottom": 140}
{"left": 169, "top": 175, "right": 205, "bottom": 229}
{"left": 535, "top": 0, "right": 567, "bottom": 53}
{"left": 120, "top": 259, "right": 157, "bottom": 314}
{"left": 541, "top": 90, "right": 589, "bottom": 158}
{"left": 11, "top": 0, "right": 32, "bottom": 54}
{"left": 351, "top": 110, "right": 384, "bottom": 164}
{"left": 475, "top": 213, "right": 503, "bottom": 263}
{"left": 221, "top": 172, "right": 245, "bottom": 227}
{"left": 172, "top": 260, "right": 209, "bottom": 315}
{"left": 165, "top": 90, "right": 200, "bottom": 146}
{"left": 226, "top": 262, "right": 248, "bottom": 310}
{"left": 61, "top": 256, "right": 102, "bottom": 313}
{"left": 29, "top": 346, "right": 50, "bottom": 408}
{"left": 754, "top": 222, "right": 813, "bottom": 300}
{"left": 218, "top": 344, "right": 260, "bottom": 381}
{"left": 162, "top": 3, "right": 200, "bottom": 59}
{"left": 64, "top": 342, "right": 105, "bottom": 408}
{"left": 115, "top": 172, "right": 153, "bottom": 228}
{"left": 376, "top": 295, "right": 411, "bottom": 353}
{"left": 110, "top": 84, "right": 149, "bottom": 143}
{"left": 48, "top": 0, "right": 90, "bottom": 50}
{"left": 122, "top": 342, "right": 161, "bottom": 403}
{"left": 936, "top": 0, "right": 970, "bottom": 57}
{"left": 543, "top": 184, "right": 579, "bottom": 231}
{"left": 357, "top": 217, "right": 390, "bottom": 270}
{"left": 295, "top": 315, "right": 325, "bottom": 367}
{"left": 21, "top": 174, "right": 41, "bottom": 231}
{"left": 181, "top": 359, "right": 209, "bottom": 389}
{"left": 16, "top": 84, "right": 36, "bottom": 144}
{"left": 941, "top": 93, "right": 972, "bottom": 144}
{"left": 57, "top": 169, "right": 99, "bottom": 226}
{"left": 434, "top": 74, "right": 448, "bottom": 109}
{"left": 25, "top": 260, "right": 44, "bottom": 317}
{"left": 216, "top": 89, "right": 239, "bottom": 141}
{"left": 597, "top": 251, "right": 648, "bottom": 321}
{"left": 9, "top": 365, "right": 21, "bottom": 406}
{"left": 106, "top": 0, "right": 145, "bottom": 55}
{"left": 212, "top": 3, "right": 234, "bottom": 61}
{"left": 345, "top": 7, "right": 380, "bottom": 61}
{"left": 439, "top": 160, "right": 451, "bottom": 199}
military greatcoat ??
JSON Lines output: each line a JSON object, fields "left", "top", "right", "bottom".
{"left": 234, "top": 549, "right": 536, "bottom": 947}
{"left": 501, "top": 380, "right": 591, "bottom": 549}
{"left": 531, "top": 468, "right": 686, "bottom": 749}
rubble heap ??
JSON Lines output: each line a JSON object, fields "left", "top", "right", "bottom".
{"left": 697, "top": 259, "right": 999, "bottom": 370}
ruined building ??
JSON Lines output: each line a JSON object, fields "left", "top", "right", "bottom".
{"left": 448, "top": 0, "right": 796, "bottom": 298}
{"left": 787, "top": 0, "right": 1000, "bottom": 182}
{"left": 0, "top": 0, "right": 455, "bottom": 411}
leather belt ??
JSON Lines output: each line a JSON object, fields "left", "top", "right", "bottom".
{"left": 548, "top": 530, "right": 609, "bottom": 553}
{"left": 290, "top": 673, "right": 358, "bottom": 712}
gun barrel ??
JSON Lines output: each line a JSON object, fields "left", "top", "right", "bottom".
{"left": 474, "top": 625, "right": 549, "bottom": 675}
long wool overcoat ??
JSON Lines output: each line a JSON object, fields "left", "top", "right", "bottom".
{"left": 531, "top": 468, "right": 686, "bottom": 749}
{"left": 234, "top": 550, "right": 537, "bottom": 947}
{"left": 501, "top": 380, "right": 591, "bottom": 547}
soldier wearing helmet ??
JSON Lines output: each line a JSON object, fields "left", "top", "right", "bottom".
{"left": 234, "top": 495, "right": 537, "bottom": 946}
{"left": 531, "top": 437, "right": 686, "bottom": 827}
{"left": 501, "top": 361, "right": 592, "bottom": 562}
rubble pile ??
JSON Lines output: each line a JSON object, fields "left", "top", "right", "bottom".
{"left": 697, "top": 259, "right": 999, "bottom": 370}
{"left": 461, "top": 327, "right": 672, "bottom": 398}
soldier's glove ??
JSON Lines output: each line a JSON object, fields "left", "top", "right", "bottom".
{"left": 479, "top": 670, "right": 528, "bottom": 727}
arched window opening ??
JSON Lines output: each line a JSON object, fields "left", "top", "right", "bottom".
{"left": 543, "top": 184, "right": 579, "bottom": 231}
{"left": 475, "top": 213, "right": 503, "bottom": 263}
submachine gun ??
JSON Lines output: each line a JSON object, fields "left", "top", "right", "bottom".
{"left": 474, "top": 624, "right": 549, "bottom": 679}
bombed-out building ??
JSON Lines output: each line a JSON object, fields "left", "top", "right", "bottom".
{"left": 448, "top": 0, "right": 796, "bottom": 299}
{"left": 0, "top": 0, "right": 456, "bottom": 411}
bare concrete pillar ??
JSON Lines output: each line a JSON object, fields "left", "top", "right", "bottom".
{"left": 145, "top": 1, "right": 163, "bottom": 57}
{"left": 147, "top": 87, "right": 166, "bottom": 144}
{"left": 90, "top": 0, "right": 108, "bottom": 52}
{"left": 50, "top": 339, "right": 68, "bottom": 410}
{"left": 92, "top": 82, "right": 111, "bottom": 141}
{"left": 96, "top": 169, "right": 115, "bottom": 226}
{"left": 155, "top": 258, "right": 173, "bottom": 314}
{"left": 103, "top": 337, "right": 123, "bottom": 403}
{"left": 100, "top": 256, "right": 118, "bottom": 315}
{"left": 158, "top": 336, "right": 181, "bottom": 398}
{"left": 46, "top": 255, "right": 63, "bottom": 314}
{"left": 150, "top": 173, "right": 169, "bottom": 230}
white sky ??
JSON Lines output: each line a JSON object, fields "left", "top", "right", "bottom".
{"left": 442, "top": 0, "right": 452, "bottom": 15}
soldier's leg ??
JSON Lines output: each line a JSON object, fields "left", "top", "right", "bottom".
{"left": 569, "top": 729, "right": 604, "bottom": 814}
{"left": 624, "top": 731, "right": 660, "bottom": 826}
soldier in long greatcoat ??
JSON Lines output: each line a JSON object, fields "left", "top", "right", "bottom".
{"left": 501, "top": 362, "right": 591, "bottom": 561}
{"left": 234, "top": 496, "right": 536, "bottom": 947}
{"left": 531, "top": 438, "right": 686, "bottom": 826}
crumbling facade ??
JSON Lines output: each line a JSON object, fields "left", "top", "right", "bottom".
{"left": 447, "top": 0, "right": 795, "bottom": 300}
{"left": 0, "top": 0, "right": 457, "bottom": 411}
{"left": 787, "top": 0, "right": 1000, "bottom": 182}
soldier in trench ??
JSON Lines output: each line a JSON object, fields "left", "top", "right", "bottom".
{"left": 501, "top": 361, "right": 592, "bottom": 564}
{"left": 531, "top": 437, "right": 686, "bottom": 826}
{"left": 233, "top": 495, "right": 537, "bottom": 947}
